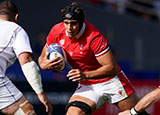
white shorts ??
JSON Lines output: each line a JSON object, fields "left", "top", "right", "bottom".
{"left": 73, "top": 71, "right": 135, "bottom": 109}
{"left": 0, "top": 77, "right": 23, "bottom": 109}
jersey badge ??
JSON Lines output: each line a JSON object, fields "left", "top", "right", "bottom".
{"left": 59, "top": 39, "right": 65, "bottom": 46}
{"left": 69, "top": 51, "right": 73, "bottom": 56}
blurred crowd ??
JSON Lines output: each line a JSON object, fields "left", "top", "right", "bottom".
{"left": 81, "top": 0, "right": 160, "bottom": 23}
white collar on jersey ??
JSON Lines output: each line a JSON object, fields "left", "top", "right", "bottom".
{"left": 65, "top": 22, "right": 86, "bottom": 39}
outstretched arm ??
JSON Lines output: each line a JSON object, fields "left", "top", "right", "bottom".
{"left": 134, "top": 87, "right": 160, "bottom": 112}
{"left": 118, "top": 87, "right": 160, "bottom": 115}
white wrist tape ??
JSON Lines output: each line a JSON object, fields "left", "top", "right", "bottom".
{"left": 22, "top": 61, "right": 43, "bottom": 94}
{"left": 130, "top": 107, "right": 138, "bottom": 115}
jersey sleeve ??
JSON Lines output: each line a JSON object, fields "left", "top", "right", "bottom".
{"left": 13, "top": 27, "right": 32, "bottom": 57}
{"left": 90, "top": 34, "right": 110, "bottom": 57}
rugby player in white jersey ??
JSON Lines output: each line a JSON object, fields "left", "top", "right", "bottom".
{"left": 0, "top": 0, "right": 52, "bottom": 115}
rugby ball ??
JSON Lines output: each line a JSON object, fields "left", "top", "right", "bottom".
{"left": 47, "top": 43, "right": 66, "bottom": 72}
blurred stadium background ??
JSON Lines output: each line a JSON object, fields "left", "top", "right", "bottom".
{"left": 4, "top": 0, "right": 160, "bottom": 114}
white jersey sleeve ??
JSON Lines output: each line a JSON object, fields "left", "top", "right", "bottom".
{"left": 13, "top": 27, "right": 32, "bottom": 57}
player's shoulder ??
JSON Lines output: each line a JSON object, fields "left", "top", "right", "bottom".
{"left": 5, "top": 20, "right": 19, "bottom": 26}
{"left": 1, "top": 20, "right": 21, "bottom": 30}
{"left": 52, "top": 22, "right": 65, "bottom": 31}
{"left": 49, "top": 22, "right": 65, "bottom": 37}
{"left": 84, "top": 20, "right": 102, "bottom": 38}
{"left": 85, "top": 20, "right": 99, "bottom": 32}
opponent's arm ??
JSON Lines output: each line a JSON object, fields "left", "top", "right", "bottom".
{"left": 132, "top": 87, "right": 160, "bottom": 114}
{"left": 18, "top": 53, "right": 43, "bottom": 94}
{"left": 118, "top": 87, "right": 160, "bottom": 115}
{"left": 18, "top": 52, "right": 52, "bottom": 115}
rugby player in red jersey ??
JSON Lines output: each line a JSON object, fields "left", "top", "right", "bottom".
{"left": 38, "top": 2, "right": 149, "bottom": 115}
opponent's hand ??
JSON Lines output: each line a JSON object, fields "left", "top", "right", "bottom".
{"left": 118, "top": 110, "right": 130, "bottom": 115}
{"left": 37, "top": 93, "right": 53, "bottom": 115}
{"left": 67, "top": 69, "right": 87, "bottom": 82}
{"left": 40, "top": 52, "right": 64, "bottom": 71}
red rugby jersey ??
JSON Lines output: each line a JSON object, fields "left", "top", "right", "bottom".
{"left": 47, "top": 20, "right": 121, "bottom": 85}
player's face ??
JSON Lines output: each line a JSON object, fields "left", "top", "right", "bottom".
{"left": 63, "top": 19, "right": 80, "bottom": 38}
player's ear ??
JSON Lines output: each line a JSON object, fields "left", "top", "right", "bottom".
{"left": 15, "top": 13, "right": 18, "bottom": 22}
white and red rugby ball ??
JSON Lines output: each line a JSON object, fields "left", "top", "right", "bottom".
{"left": 47, "top": 43, "right": 66, "bottom": 72}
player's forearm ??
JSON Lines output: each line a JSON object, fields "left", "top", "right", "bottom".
{"left": 134, "top": 88, "right": 160, "bottom": 112}
{"left": 38, "top": 45, "right": 49, "bottom": 70}
{"left": 134, "top": 96, "right": 154, "bottom": 112}
{"left": 38, "top": 56, "right": 45, "bottom": 70}
{"left": 37, "top": 92, "right": 49, "bottom": 104}
{"left": 84, "top": 65, "right": 117, "bottom": 79}
{"left": 18, "top": 53, "right": 33, "bottom": 66}
{"left": 22, "top": 61, "right": 43, "bottom": 94}
{"left": 38, "top": 55, "right": 49, "bottom": 70}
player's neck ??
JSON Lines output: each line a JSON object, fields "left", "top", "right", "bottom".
{"left": 0, "top": 15, "right": 17, "bottom": 22}
{"left": 0, "top": 15, "right": 9, "bottom": 21}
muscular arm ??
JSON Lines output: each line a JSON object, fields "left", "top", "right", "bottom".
{"left": 67, "top": 50, "right": 118, "bottom": 81}
{"left": 18, "top": 52, "right": 45, "bottom": 94}
{"left": 84, "top": 50, "right": 117, "bottom": 79}
{"left": 134, "top": 87, "right": 160, "bottom": 112}
{"left": 118, "top": 87, "right": 160, "bottom": 115}
{"left": 18, "top": 52, "right": 53, "bottom": 115}
{"left": 38, "top": 45, "right": 48, "bottom": 70}
{"left": 18, "top": 52, "right": 33, "bottom": 66}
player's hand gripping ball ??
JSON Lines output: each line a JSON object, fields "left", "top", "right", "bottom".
{"left": 47, "top": 43, "right": 66, "bottom": 72}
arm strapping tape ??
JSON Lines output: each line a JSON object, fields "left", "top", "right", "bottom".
{"left": 22, "top": 61, "right": 43, "bottom": 94}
